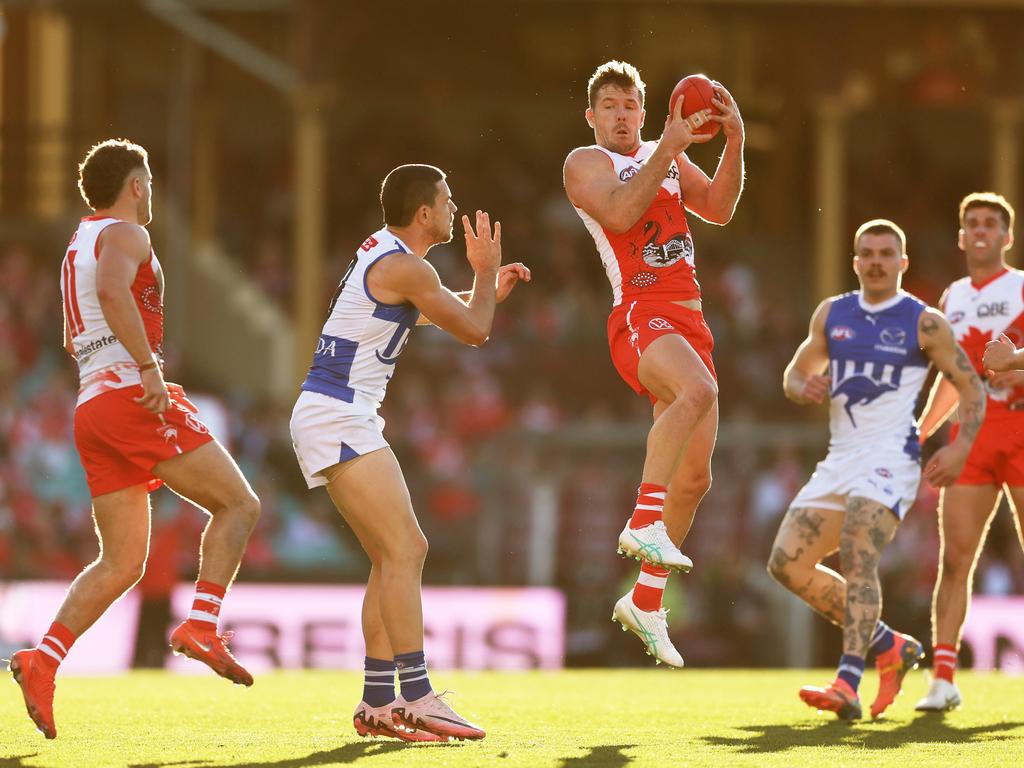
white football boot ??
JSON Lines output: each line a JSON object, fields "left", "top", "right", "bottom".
{"left": 617, "top": 521, "right": 693, "bottom": 572}
{"left": 611, "top": 592, "right": 684, "bottom": 668}
{"left": 353, "top": 700, "right": 445, "bottom": 742}
{"left": 392, "top": 691, "right": 485, "bottom": 741}
{"left": 914, "top": 678, "right": 962, "bottom": 712}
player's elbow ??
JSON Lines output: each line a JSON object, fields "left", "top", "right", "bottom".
{"left": 464, "top": 329, "right": 491, "bottom": 347}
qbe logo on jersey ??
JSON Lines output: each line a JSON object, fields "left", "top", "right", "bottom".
{"left": 649, "top": 318, "right": 673, "bottom": 331}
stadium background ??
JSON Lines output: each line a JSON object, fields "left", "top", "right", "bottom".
{"left": 1, "top": 0, "right": 1022, "bottom": 673}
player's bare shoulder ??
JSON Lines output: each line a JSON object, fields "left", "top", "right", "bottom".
{"left": 99, "top": 221, "right": 151, "bottom": 263}
{"left": 367, "top": 251, "right": 438, "bottom": 303}
{"left": 917, "top": 305, "right": 954, "bottom": 349}
{"left": 563, "top": 146, "right": 615, "bottom": 202}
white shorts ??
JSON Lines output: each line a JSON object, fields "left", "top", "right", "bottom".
{"left": 789, "top": 446, "right": 920, "bottom": 520}
{"left": 290, "top": 390, "right": 389, "bottom": 489}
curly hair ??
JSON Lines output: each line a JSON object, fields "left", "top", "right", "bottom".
{"left": 77, "top": 139, "right": 148, "bottom": 210}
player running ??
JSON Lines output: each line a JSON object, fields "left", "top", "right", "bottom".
{"left": 768, "top": 219, "right": 985, "bottom": 720}
{"left": 915, "top": 192, "right": 1024, "bottom": 712}
{"left": 290, "top": 164, "right": 528, "bottom": 742}
{"left": 562, "top": 61, "right": 744, "bottom": 666}
{"left": 9, "top": 140, "right": 261, "bottom": 740}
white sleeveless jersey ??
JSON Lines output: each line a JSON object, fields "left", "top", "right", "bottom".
{"left": 60, "top": 216, "right": 165, "bottom": 407}
{"left": 572, "top": 140, "right": 699, "bottom": 307}
{"left": 825, "top": 291, "right": 929, "bottom": 459}
{"left": 299, "top": 228, "right": 421, "bottom": 409}
{"left": 943, "top": 267, "right": 1024, "bottom": 413}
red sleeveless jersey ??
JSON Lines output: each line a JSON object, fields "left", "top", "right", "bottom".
{"left": 571, "top": 140, "right": 700, "bottom": 307}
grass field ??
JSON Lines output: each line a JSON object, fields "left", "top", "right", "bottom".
{"left": 2, "top": 669, "right": 1022, "bottom": 767}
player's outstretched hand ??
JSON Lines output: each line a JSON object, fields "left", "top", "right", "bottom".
{"left": 463, "top": 210, "right": 501, "bottom": 276}
{"left": 496, "top": 263, "right": 531, "bottom": 303}
{"left": 801, "top": 374, "right": 831, "bottom": 404}
{"left": 983, "top": 333, "right": 1018, "bottom": 373}
{"left": 709, "top": 81, "right": 744, "bottom": 139}
{"left": 923, "top": 442, "right": 970, "bottom": 487}
{"left": 661, "top": 94, "right": 714, "bottom": 156}
{"left": 136, "top": 367, "right": 171, "bottom": 414}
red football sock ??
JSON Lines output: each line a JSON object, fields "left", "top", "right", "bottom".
{"left": 628, "top": 482, "right": 667, "bottom": 529}
{"left": 632, "top": 561, "right": 671, "bottom": 611}
{"left": 933, "top": 643, "right": 958, "bottom": 683}
{"left": 37, "top": 621, "right": 76, "bottom": 669}
{"left": 188, "top": 580, "right": 227, "bottom": 632}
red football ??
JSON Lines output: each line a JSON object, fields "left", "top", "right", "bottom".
{"left": 668, "top": 74, "right": 721, "bottom": 138}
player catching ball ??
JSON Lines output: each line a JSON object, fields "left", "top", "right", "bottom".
{"left": 563, "top": 60, "right": 744, "bottom": 667}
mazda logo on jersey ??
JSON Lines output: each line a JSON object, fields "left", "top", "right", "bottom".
{"left": 619, "top": 166, "right": 639, "bottom": 181}
{"left": 880, "top": 327, "right": 906, "bottom": 346}
{"left": 830, "top": 326, "right": 855, "bottom": 341}
{"left": 948, "top": 310, "right": 965, "bottom": 324}
{"left": 875, "top": 467, "right": 893, "bottom": 479}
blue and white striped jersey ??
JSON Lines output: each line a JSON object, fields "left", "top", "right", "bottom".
{"left": 300, "top": 228, "right": 420, "bottom": 409}
{"left": 825, "top": 291, "right": 928, "bottom": 460}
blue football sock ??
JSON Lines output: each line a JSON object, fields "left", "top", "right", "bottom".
{"left": 836, "top": 654, "right": 866, "bottom": 693}
{"left": 362, "top": 656, "right": 396, "bottom": 707}
{"left": 869, "top": 620, "right": 896, "bottom": 656}
{"left": 395, "top": 650, "right": 432, "bottom": 702}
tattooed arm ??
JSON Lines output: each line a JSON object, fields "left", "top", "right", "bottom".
{"left": 917, "top": 307, "right": 986, "bottom": 486}
{"left": 783, "top": 298, "right": 833, "bottom": 405}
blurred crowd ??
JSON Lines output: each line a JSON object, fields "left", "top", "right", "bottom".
{"left": 3, "top": 8, "right": 1024, "bottom": 666}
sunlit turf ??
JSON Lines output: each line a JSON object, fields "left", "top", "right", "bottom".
{"left": 2, "top": 669, "right": 1022, "bottom": 767}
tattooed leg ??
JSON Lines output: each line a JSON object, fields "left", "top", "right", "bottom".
{"left": 839, "top": 496, "right": 899, "bottom": 658}
{"left": 768, "top": 506, "right": 845, "bottom": 624}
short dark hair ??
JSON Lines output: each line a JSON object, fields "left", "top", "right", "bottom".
{"left": 588, "top": 60, "right": 646, "bottom": 108}
{"left": 959, "top": 191, "right": 1015, "bottom": 231}
{"left": 854, "top": 218, "right": 906, "bottom": 254}
{"left": 380, "top": 164, "right": 446, "bottom": 226}
{"left": 77, "top": 139, "right": 148, "bottom": 210}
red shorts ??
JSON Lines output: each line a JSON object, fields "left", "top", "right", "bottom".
{"left": 607, "top": 300, "right": 716, "bottom": 402}
{"left": 73, "top": 384, "right": 214, "bottom": 498}
{"left": 951, "top": 410, "right": 1024, "bottom": 487}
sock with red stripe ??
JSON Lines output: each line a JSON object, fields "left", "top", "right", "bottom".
{"left": 933, "top": 643, "right": 958, "bottom": 683}
{"left": 629, "top": 482, "right": 667, "bottom": 530}
{"left": 188, "top": 580, "right": 226, "bottom": 632}
{"left": 632, "top": 561, "right": 671, "bottom": 612}
{"left": 36, "top": 622, "right": 76, "bottom": 670}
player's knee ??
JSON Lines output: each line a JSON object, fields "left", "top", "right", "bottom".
{"left": 676, "top": 468, "right": 712, "bottom": 501}
{"left": 384, "top": 529, "right": 428, "bottom": 568}
{"left": 940, "top": 544, "right": 975, "bottom": 578}
{"left": 684, "top": 376, "right": 718, "bottom": 413}
{"left": 103, "top": 554, "right": 146, "bottom": 589}
{"left": 766, "top": 548, "right": 796, "bottom": 589}
{"left": 235, "top": 491, "right": 261, "bottom": 532}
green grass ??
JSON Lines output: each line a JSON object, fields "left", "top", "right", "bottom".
{"left": 2, "top": 670, "right": 1022, "bottom": 767}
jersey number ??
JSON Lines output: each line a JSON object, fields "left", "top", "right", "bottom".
{"left": 62, "top": 250, "right": 85, "bottom": 339}
{"left": 326, "top": 259, "right": 357, "bottom": 317}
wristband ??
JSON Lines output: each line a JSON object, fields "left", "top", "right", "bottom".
{"left": 138, "top": 359, "right": 159, "bottom": 372}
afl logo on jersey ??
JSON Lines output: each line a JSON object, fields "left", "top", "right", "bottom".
{"left": 620, "top": 166, "right": 640, "bottom": 182}
{"left": 830, "top": 326, "right": 856, "bottom": 341}
{"left": 649, "top": 318, "right": 673, "bottom": 331}
{"left": 880, "top": 327, "right": 906, "bottom": 346}
{"left": 874, "top": 467, "right": 893, "bottom": 479}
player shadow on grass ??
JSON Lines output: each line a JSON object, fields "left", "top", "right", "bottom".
{"left": 701, "top": 713, "right": 1024, "bottom": 754}
{"left": 0, "top": 754, "right": 39, "bottom": 768}
{"left": 555, "top": 744, "right": 637, "bottom": 767}
{"left": 128, "top": 738, "right": 458, "bottom": 768}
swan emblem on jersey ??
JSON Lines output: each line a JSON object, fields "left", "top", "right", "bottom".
{"left": 639, "top": 221, "right": 694, "bottom": 269}
{"left": 831, "top": 375, "right": 899, "bottom": 428}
